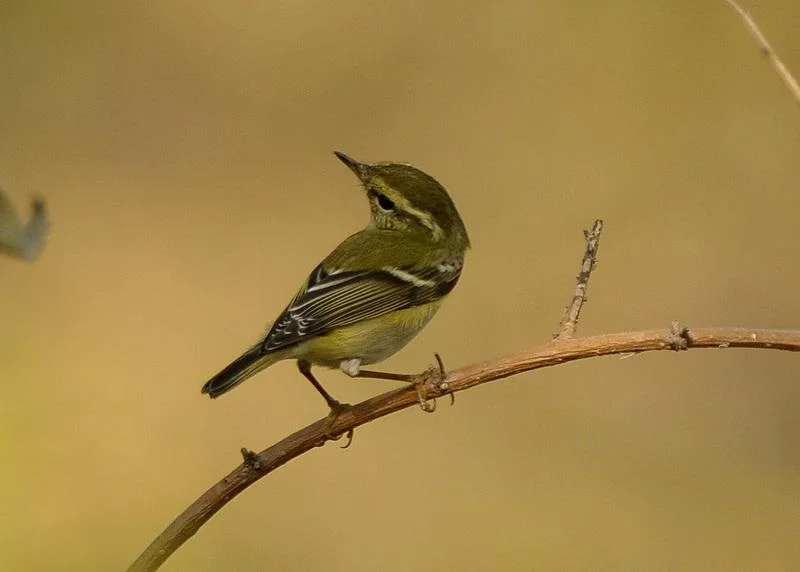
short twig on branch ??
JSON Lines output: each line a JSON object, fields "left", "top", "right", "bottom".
{"left": 126, "top": 219, "right": 800, "bottom": 572}
{"left": 724, "top": 0, "right": 800, "bottom": 106}
{"left": 556, "top": 219, "right": 603, "bottom": 339}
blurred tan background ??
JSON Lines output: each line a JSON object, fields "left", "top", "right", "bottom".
{"left": 2, "top": 1, "right": 799, "bottom": 570}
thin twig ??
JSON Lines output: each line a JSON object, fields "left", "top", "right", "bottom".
{"left": 724, "top": 0, "right": 800, "bottom": 106}
{"left": 126, "top": 325, "right": 800, "bottom": 572}
{"left": 556, "top": 219, "right": 603, "bottom": 339}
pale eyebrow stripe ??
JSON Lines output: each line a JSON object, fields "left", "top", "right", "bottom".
{"left": 382, "top": 189, "right": 445, "bottom": 241}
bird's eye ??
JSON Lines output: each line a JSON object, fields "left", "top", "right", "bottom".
{"left": 376, "top": 193, "right": 395, "bottom": 211}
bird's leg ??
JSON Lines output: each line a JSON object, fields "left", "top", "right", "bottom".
{"left": 345, "top": 354, "right": 453, "bottom": 411}
{"left": 353, "top": 369, "right": 416, "bottom": 382}
{"left": 354, "top": 367, "right": 436, "bottom": 410}
{"left": 341, "top": 356, "right": 414, "bottom": 382}
{"left": 298, "top": 359, "right": 344, "bottom": 410}
{"left": 297, "top": 360, "right": 354, "bottom": 447}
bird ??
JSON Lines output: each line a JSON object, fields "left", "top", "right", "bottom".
{"left": 202, "top": 151, "right": 469, "bottom": 415}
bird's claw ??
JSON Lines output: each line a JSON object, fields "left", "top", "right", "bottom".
{"left": 414, "top": 353, "right": 455, "bottom": 412}
{"left": 415, "top": 380, "right": 437, "bottom": 413}
{"left": 323, "top": 402, "right": 355, "bottom": 448}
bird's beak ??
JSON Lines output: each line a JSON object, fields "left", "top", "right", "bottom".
{"left": 334, "top": 151, "right": 368, "bottom": 179}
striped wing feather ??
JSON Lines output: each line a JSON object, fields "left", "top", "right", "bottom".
{"left": 261, "top": 263, "right": 459, "bottom": 352}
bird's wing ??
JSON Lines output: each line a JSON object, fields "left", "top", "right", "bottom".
{"left": 261, "top": 262, "right": 461, "bottom": 352}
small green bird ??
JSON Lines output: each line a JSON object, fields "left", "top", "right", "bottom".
{"left": 202, "top": 151, "right": 469, "bottom": 412}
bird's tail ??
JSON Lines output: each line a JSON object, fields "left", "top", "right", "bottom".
{"left": 201, "top": 345, "right": 283, "bottom": 398}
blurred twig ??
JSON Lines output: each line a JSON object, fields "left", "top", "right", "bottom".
{"left": 0, "top": 187, "right": 49, "bottom": 261}
{"left": 724, "top": 0, "right": 800, "bottom": 106}
{"left": 126, "top": 220, "right": 800, "bottom": 572}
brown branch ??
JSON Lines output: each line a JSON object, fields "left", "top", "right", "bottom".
{"left": 556, "top": 219, "right": 603, "bottom": 339}
{"left": 724, "top": 0, "right": 800, "bottom": 106}
{"left": 127, "top": 7, "right": 800, "bottom": 564}
{"left": 127, "top": 219, "right": 800, "bottom": 571}
{"left": 127, "top": 325, "right": 800, "bottom": 572}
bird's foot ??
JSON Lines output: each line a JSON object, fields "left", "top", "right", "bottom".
{"left": 413, "top": 353, "right": 453, "bottom": 412}
{"left": 322, "top": 400, "right": 355, "bottom": 449}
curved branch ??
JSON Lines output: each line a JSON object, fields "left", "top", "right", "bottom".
{"left": 127, "top": 325, "right": 800, "bottom": 572}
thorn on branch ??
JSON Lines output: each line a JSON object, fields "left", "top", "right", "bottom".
{"left": 668, "top": 321, "right": 692, "bottom": 351}
{"left": 240, "top": 448, "right": 262, "bottom": 470}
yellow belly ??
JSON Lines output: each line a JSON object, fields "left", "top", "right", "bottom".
{"left": 291, "top": 300, "right": 442, "bottom": 368}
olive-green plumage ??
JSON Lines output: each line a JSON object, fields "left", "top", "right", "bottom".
{"left": 202, "top": 151, "right": 469, "bottom": 406}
